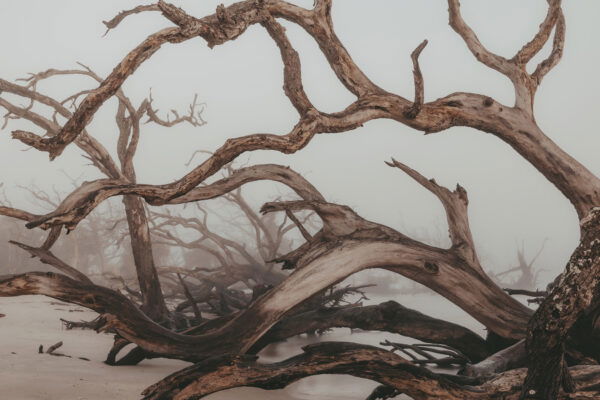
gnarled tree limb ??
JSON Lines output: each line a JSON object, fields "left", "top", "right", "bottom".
{"left": 141, "top": 342, "right": 600, "bottom": 400}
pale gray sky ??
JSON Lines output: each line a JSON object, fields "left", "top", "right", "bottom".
{"left": 1, "top": 1, "right": 599, "bottom": 286}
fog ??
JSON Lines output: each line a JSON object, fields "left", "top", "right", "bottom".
{"left": 1, "top": 1, "right": 599, "bottom": 399}
{"left": 1, "top": 1, "right": 598, "bottom": 288}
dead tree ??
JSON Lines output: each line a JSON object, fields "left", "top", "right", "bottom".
{"left": 0, "top": 64, "right": 205, "bottom": 323}
{"left": 0, "top": 64, "right": 205, "bottom": 367}
{"left": 2, "top": 1, "right": 600, "bottom": 399}
{"left": 12, "top": 181, "right": 118, "bottom": 278}
{"left": 147, "top": 162, "right": 317, "bottom": 314}
{"left": 496, "top": 240, "right": 547, "bottom": 291}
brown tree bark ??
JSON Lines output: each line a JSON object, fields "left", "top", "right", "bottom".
{"left": 3, "top": 1, "right": 600, "bottom": 398}
{"left": 519, "top": 209, "right": 600, "bottom": 399}
{"left": 141, "top": 342, "right": 600, "bottom": 400}
{"left": 248, "top": 300, "right": 490, "bottom": 362}
{"left": 123, "top": 195, "right": 169, "bottom": 321}
{"left": 0, "top": 65, "right": 203, "bottom": 326}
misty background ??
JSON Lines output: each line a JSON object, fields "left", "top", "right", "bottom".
{"left": 1, "top": 1, "right": 599, "bottom": 305}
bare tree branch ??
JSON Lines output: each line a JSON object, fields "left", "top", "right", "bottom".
{"left": 260, "top": 12, "right": 313, "bottom": 115}
{"left": 404, "top": 39, "right": 428, "bottom": 119}
{"left": 386, "top": 158, "right": 478, "bottom": 266}
{"left": 11, "top": 25, "right": 189, "bottom": 159}
{"left": 141, "top": 342, "right": 600, "bottom": 400}
{"left": 447, "top": 0, "right": 513, "bottom": 76}
{"left": 532, "top": 9, "right": 565, "bottom": 85}
{"left": 176, "top": 273, "right": 202, "bottom": 321}
{"left": 285, "top": 209, "right": 312, "bottom": 242}
{"left": 8, "top": 242, "right": 92, "bottom": 284}
{"left": 102, "top": 4, "right": 161, "bottom": 35}
{"left": 249, "top": 300, "right": 490, "bottom": 362}
{"left": 21, "top": 164, "right": 324, "bottom": 231}
{"left": 512, "top": 0, "right": 562, "bottom": 64}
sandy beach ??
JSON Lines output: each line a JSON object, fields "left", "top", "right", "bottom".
{"left": 1, "top": 295, "right": 423, "bottom": 400}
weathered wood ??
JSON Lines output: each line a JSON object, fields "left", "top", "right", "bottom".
{"left": 10, "top": 1, "right": 599, "bottom": 219}
{"left": 250, "top": 300, "right": 490, "bottom": 362}
{"left": 122, "top": 195, "right": 169, "bottom": 322}
{"left": 2, "top": 1, "right": 600, "bottom": 398}
{"left": 141, "top": 342, "right": 600, "bottom": 400}
{"left": 141, "top": 342, "right": 484, "bottom": 400}
{"left": 46, "top": 341, "right": 63, "bottom": 354}
{"left": 463, "top": 340, "right": 526, "bottom": 377}
{"left": 176, "top": 273, "right": 202, "bottom": 321}
{"left": 9, "top": 240, "right": 92, "bottom": 284}
{"left": 0, "top": 65, "right": 206, "bottom": 330}
{"left": 520, "top": 209, "right": 600, "bottom": 399}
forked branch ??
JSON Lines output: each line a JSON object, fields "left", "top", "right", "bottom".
{"left": 386, "top": 158, "right": 478, "bottom": 266}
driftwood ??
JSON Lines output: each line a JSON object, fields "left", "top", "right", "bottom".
{"left": 1, "top": 0, "right": 600, "bottom": 399}
{"left": 249, "top": 300, "right": 490, "bottom": 362}
{"left": 46, "top": 341, "right": 63, "bottom": 355}
{"left": 141, "top": 342, "right": 600, "bottom": 400}
{"left": 60, "top": 315, "right": 107, "bottom": 331}
{"left": 38, "top": 340, "right": 89, "bottom": 361}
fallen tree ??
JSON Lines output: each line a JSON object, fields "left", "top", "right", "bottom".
{"left": 1, "top": 1, "right": 600, "bottom": 399}
{"left": 141, "top": 342, "right": 600, "bottom": 400}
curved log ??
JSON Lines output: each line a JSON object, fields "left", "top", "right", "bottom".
{"left": 0, "top": 272, "right": 256, "bottom": 362}
{"left": 225, "top": 238, "right": 529, "bottom": 346}
{"left": 462, "top": 340, "right": 526, "bottom": 377}
{"left": 4, "top": 2, "right": 600, "bottom": 398}
{"left": 249, "top": 300, "right": 490, "bottom": 362}
{"left": 141, "top": 342, "right": 600, "bottom": 400}
{"left": 0, "top": 272, "right": 489, "bottom": 365}
{"left": 6, "top": 159, "right": 533, "bottom": 341}
{"left": 102, "top": 296, "right": 489, "bottom": 365}
{"left": 141, "top": 342, "right": 482, "bottom": 400}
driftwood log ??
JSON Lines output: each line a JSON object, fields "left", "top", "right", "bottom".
{"left": 1, "top": 1, "right": 600, "bottom": 399}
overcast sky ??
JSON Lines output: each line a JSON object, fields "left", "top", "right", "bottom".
{"left": 1, "top": 1, "right": 599, "bottom": 286}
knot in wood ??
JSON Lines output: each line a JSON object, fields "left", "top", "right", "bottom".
{"left": 424, "top": 262, "right": 439, "bottom": 274}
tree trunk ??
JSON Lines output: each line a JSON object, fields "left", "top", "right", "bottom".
{"left": 520, "top": 208, "right": 600, "bottom": 399}
{"left": 122, "top": 195, "right": 169, "bottom": 322}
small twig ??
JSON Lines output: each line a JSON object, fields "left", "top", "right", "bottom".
{"left": 404, "top": 39, "right": 428, "bottom": 119}
{"left": 285, "top": 209, "right": 312, "bottom": 242}
{"left": 382, "top": 340, "right": 470, "bottom": 367}
{"left": 177, "top": 273, "right": 202, "bottom": 322}
{"left": 102, "top": 4, "right": 161, "bottom": 36}
{"left": 46, "top": 341, "right": 63, "bottom": 354}
{"left": 503, "top": 288, "right": 547, "bottom": 297}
